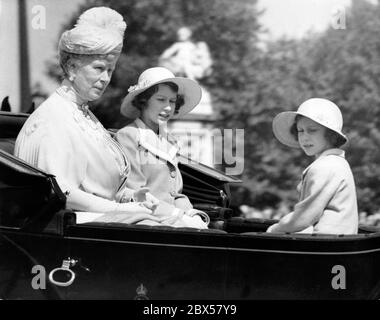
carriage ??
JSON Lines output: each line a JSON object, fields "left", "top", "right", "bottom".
{"left": 1, "top": 110, "right": 379, "bottom": 300}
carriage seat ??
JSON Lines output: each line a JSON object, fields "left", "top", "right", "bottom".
{"left": 0, "top": 111, "right": 28, "bottom": 154}
{"left": 0, "top": 138, "right": 16, "bottom": 154}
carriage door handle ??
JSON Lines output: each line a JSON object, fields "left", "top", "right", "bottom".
{"left": 48, "top": 257, "right": 90, "bottom": 287}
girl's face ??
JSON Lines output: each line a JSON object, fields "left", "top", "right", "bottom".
{"left": 296, "top": 116, "right": 333, "bottom": 158}
{"left": 141, "top": 84, "right": 177, "bottom": 131}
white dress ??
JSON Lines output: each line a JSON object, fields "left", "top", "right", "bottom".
{"left": 15, "top": 87, "right": 130, "bottom": 213}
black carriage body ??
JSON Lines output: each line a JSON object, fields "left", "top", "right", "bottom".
{"left": 1, "top": 111, "right": 380, "bottom": 300}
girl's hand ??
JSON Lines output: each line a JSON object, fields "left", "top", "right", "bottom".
{"left": 133, "top": 187, "right": 150, "bottom": 202}
{"left": 145, "top": 192, "right": 160, "bottom": 211}
{"left": 266, "top": 224, "right": 278, "bottom": 233}
{"left": 133, "top": 188, "right": 160, "bottom": 211}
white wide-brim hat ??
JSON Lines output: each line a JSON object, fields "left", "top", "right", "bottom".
{"left": 120, "top": 67, "right": 202, "bottom": 120}
{"left": 272, "top": 98, "right": 348, "bottom": 148}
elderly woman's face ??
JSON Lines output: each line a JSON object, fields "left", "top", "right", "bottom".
{"left": 69, "top": 54, "right": 119, "bottom": 102}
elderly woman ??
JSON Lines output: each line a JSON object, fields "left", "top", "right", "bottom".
{"left": 116, "top": 67, "right": 210, "bottom": 229}
{"left": 14, "top": 7, "right": 160, "bottom": 224}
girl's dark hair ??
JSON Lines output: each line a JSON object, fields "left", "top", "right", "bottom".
{"left": 131, "top": 82, "right": 185, "bottom": 115}
{"left": 324, "top": 130, "right": 347, "bottom": 148}
{"left": 290, "top": 115, "right": 346, "bottom": 148}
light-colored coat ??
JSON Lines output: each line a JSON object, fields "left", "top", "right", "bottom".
{"left": 14, "top": 91, "right": 129, "bottom": 213}
{"left": 268, "top": 148, "right": 358, "bottom": 234}
{"left": 116, "top": 118, "right": 193, "bottom": 218}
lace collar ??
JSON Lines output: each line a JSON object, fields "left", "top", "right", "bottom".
{"left": 56, "top": 79, "right": 90, "bottom": 116}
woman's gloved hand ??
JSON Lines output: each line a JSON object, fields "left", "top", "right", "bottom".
{"left": 185, "top": 209, "right": 210, "bottom": 226}
{"left": 182, "top": 214, "right": 208, "bottom": 229}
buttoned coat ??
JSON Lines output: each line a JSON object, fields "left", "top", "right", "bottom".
{"left": 116, "top": 118, "right": 193, "bottom": 218}
{"left": 268, "top": 149, "right": 358, "bottom": 234}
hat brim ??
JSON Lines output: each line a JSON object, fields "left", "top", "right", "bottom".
{"left": 272, "top": 111, "right": 348, "bottom": 148}
{"left": 120, "top": 77, "right": 202, "bottom": 120}
{"left": 272, "top": 112, "right": 300, "bottom": 148}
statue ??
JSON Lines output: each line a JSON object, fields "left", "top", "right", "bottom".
{"left": 160, "top": 27, "right": 214, "bottom": 166}
{"left": 159, "top": 27, "right": 212, "bottom": 80}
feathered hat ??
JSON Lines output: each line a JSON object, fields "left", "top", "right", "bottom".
{"left": 59, "top": 7, "right": 127, "bottom": 55}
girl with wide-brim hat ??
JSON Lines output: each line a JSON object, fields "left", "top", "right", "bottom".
{"left": 267, "top": 98, "right": 358, "bottom": 234}
{"left": 116, "top": 67, "right": 210, "bottom": 229}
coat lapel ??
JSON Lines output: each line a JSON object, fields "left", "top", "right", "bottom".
{"left": 134, "top": 118, "right": 178, "bottom": 166}
{"left": 302, "top": 148, "right": 345, "bottom": 178}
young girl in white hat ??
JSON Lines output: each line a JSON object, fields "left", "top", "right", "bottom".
{"left": 267, "top": 98, "right": 358, "bottom": 234}
{"left": 116, "top": 67, "right": 210, "bottom": 229}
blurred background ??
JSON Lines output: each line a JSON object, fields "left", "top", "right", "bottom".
{"left": 1, "top": 0, "right": 380, "bottom": 226}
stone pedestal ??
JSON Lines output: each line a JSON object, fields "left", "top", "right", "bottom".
{"left": 169, "top": 86, "right": 216, "bottom": 167}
